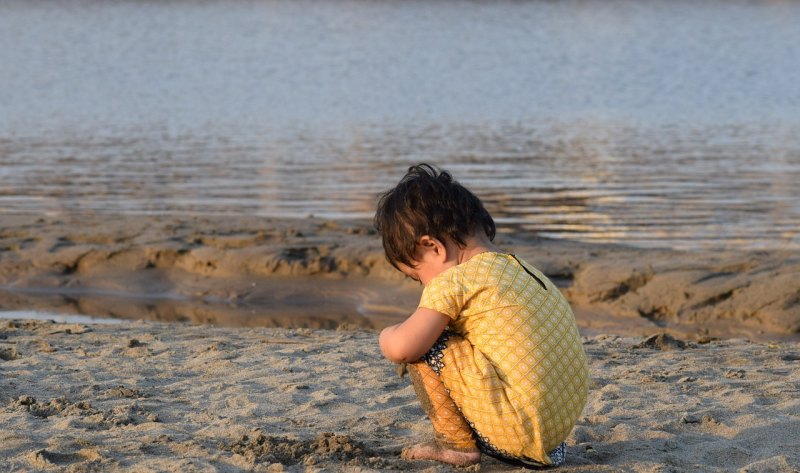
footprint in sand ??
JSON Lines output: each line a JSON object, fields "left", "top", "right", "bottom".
{"left": 26, "top": 448, "right": 103, "bottom": 469}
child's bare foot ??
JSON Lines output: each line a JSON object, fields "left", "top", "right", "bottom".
{"left": 401, "top": 442, "right": 481, "bottom": 467}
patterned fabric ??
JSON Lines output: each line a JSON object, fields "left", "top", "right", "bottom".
{"left": 407, "top": 360, "right": 478, "bottom": 452}
{"left": 418, "top": 252, "right": 589, "bottom": 465}
{"left": 421, "top": 331, "right": 449, "bottom": 375}
{"left": 421, "top": 332, "right": 567, "bottom": 467}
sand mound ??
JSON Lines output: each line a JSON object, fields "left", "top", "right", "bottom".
{"left": 1, "top": 214, "right": 798, "bottom": 340}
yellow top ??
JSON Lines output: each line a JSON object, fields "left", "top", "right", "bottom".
{"left": 419, "top": 252, "right": 589, "bottom": 464}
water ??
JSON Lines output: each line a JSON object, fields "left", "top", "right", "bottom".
{"left": 1, "top": 0, "right": 799, "bottom": 251}
{"left": 0, "top": 310, "right": 123, "bottom": 325}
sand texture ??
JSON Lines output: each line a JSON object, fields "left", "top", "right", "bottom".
{"left": 0, "top": 214, "right": 798, "bottom": 340}
{"left": 1, "top": 320, "right": 798, "bottom": 472}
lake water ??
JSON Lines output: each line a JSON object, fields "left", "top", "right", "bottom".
{"left": 1, "top": 0, "right": 799, "bottom": 251}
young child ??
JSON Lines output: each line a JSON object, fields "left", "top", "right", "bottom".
{"left": 375, "top": 164, "right": 589, "bottom": 468}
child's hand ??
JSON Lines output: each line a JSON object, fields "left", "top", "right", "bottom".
{"left": 379, "top": 308, "right": 449, "bottom": 364}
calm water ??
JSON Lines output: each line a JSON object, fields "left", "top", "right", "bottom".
{"left": 0, "top": 310, "right": 123, "bottom": 325}
{"left": 1, "top": 0, "right": 799, "bottom": 250}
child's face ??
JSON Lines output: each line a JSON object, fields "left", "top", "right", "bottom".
{"left": 396, "top": 260, "right": 441, "bottom": 286}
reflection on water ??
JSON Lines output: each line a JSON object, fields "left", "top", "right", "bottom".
{"left": 2, "top": 123, "right": 798, "bottom": 251}
{"left": 1, "top": 0, "right": 799, "bottom": 251}
{"left": 0, "top": 279, "right": 421, "bottom": 330}
{"left": 0, "top": 310, "right": 123, "bottom": 325}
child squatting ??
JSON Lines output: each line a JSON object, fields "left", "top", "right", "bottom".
{"left": 375, "top": 163, "right": 589, "bottom": 468}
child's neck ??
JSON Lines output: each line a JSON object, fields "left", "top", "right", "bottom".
{"left": 454, "top": 234, "right": 501, "bottom": 265}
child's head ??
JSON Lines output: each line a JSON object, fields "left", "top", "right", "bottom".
{"left": 374, "top": 163, "right": 496, "bottom": 271}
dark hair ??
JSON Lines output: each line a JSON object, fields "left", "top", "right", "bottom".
{"left": 374, "top": 163, "right": 496, "bottom": 269}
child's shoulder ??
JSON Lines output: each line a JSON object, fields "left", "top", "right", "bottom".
{"left": 468, "top": 251, "right": 514, "bottom": 271}
{"left": 459, "top": 252, "right": 546, "bottom": 286}
{"left": 434, "top": 251, "right": 510, "bottom": 283}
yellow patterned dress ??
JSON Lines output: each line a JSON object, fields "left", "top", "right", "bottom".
{"left": 418, "top": 252, "right": 589, "bottom": 466}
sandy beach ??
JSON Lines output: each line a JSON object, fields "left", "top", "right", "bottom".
{"left": 1, "top": 320, "right": 798, "bottom": 472}
{"left": 3, "top": 0, "right": 799, "bottom": 469}
{"left": 1, "top": 214, "right": 799, "bottom": 471}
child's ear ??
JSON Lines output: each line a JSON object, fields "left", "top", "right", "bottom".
{"left": 418, "top": 235, "right": 447, "bottom": 259}
{"left": 418, "top": 235, "right": 437, "bottom": 251}
{"left": 418, "top": 235, "right": 434, "bottom": 248}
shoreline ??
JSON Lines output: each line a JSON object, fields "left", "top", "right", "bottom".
{"left": 0, "top": 213, "right": 797, "bottom": 341}
{"left": 1, "top": 320, "right": 798, "bottom": 471}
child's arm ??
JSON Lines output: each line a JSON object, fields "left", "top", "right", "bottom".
{"left": 379, "top": 308, "right": 450, "bottom": 364}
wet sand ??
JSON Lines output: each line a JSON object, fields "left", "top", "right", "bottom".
{"left": 0, "top": 213, "right": 798, "bottom": 340}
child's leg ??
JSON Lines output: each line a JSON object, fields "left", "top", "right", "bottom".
{"left": 402, "top": 361, "right": 480, "bottom": 466}
{"left": 406, "top": 361, "right": 477, "bottom": 451}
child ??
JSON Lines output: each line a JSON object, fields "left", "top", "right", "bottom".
{"left": 375, "top": 164, "right": 589, "bottom": 468}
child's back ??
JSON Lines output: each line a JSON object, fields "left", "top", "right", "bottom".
{"left": 419, "top": 251, "right": 588, "bottom": 464}
{"left": 376, "top": 163, "right": 589, "bottom": 467}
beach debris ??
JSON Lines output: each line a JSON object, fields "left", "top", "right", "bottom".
{"left": 127, "top": 339, "right": 142, "bottom": 348}
{"left": 633, "top": 333, "right": 688, "bottom": 351}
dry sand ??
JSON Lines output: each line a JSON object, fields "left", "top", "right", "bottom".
{"left": 1, "top": 320, "right": 798, "bottom": 472}
{"left": 1, "top": 213, "right": 799, "bottom": 471}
